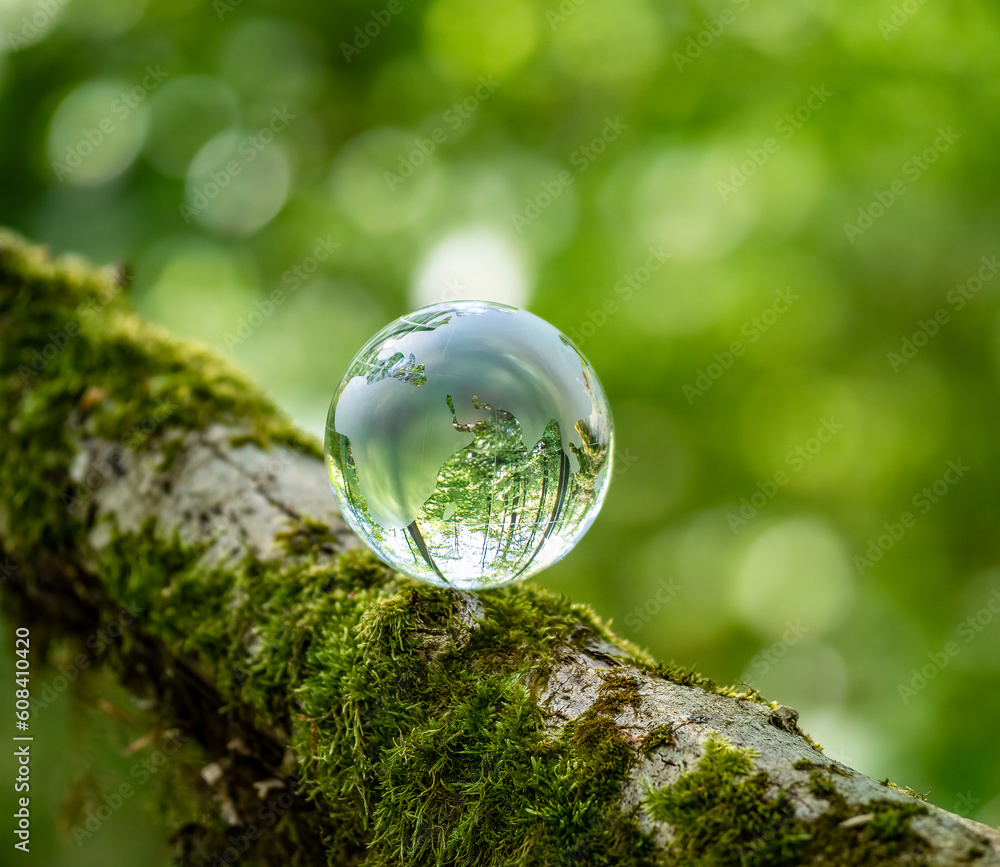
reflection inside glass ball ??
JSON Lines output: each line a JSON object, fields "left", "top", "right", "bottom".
{"left": 325, "top": 301, "right": 614, "bottom": 589}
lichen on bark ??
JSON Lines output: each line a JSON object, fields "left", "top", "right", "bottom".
{"left": 2, "top": 230, "right": 998, "bottom": 866}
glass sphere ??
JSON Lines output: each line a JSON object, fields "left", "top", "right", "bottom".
{"left": 324, "top": 301, "right": 614, "bottom": 590}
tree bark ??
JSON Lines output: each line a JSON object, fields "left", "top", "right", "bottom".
{"left": 1, "top": 229, "right": 997, "bottom": 866}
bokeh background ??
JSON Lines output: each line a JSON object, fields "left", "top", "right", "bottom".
{"left": 3, "top": 0, "right": 1000, "bottom": 861}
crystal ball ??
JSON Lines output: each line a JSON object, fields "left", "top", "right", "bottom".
{"left": 324, "top": 301, "right": 615, "bottom": 589}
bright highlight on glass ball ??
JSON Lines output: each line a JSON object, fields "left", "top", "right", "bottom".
{"left": 324, "top": 301, "right": 614, "bottom": 590}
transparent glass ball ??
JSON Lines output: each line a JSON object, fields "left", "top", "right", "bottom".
{"left": 324, "top": 301, "right": 614, "bottom": 590}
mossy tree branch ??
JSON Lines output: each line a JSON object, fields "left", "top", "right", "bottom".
{"left": 1, "top": 230, "right": 998, "bottom": 866}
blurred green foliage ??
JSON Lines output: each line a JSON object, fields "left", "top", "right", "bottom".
{"left": 2, "top": 0, "right": 1000, "bottom": 860}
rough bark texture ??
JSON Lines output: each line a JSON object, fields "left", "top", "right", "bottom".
{"left": 2, "top": 229, "right": 998, "bottom": 866}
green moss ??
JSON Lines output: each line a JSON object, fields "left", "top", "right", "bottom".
{"left": 880, "top": 779, "right": 930, "bottom": 801}
{"left": 565, "top": 711, "right": 633, "bottom": 787}
{"left": 590, "top": 669, "right": 643, "bottom": 717}
{"left": 794, "top": 758, "right": 851, "bottom": 777}
{"left": 276, "top": 516, "right": 345, "bottom": 559}
{"left": 0, "top": 234, "right": 934, "bottom": 865}
{"left": 87, "top": 518, "right": 666, "bottom": 865}
{"left": 0, "top": 231, "right": 316, "bottom": 553}
{"left": 639, "top": 725, "right": 674, "bottom": 758}
{"left": 808, "top": 771, "right": 837, "bottom": 800}
{"left": 645, "top": 736, "right": 929, "bottom": 866}
{"left": 644, "top": 736, "right": 804, "bottom": 866}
